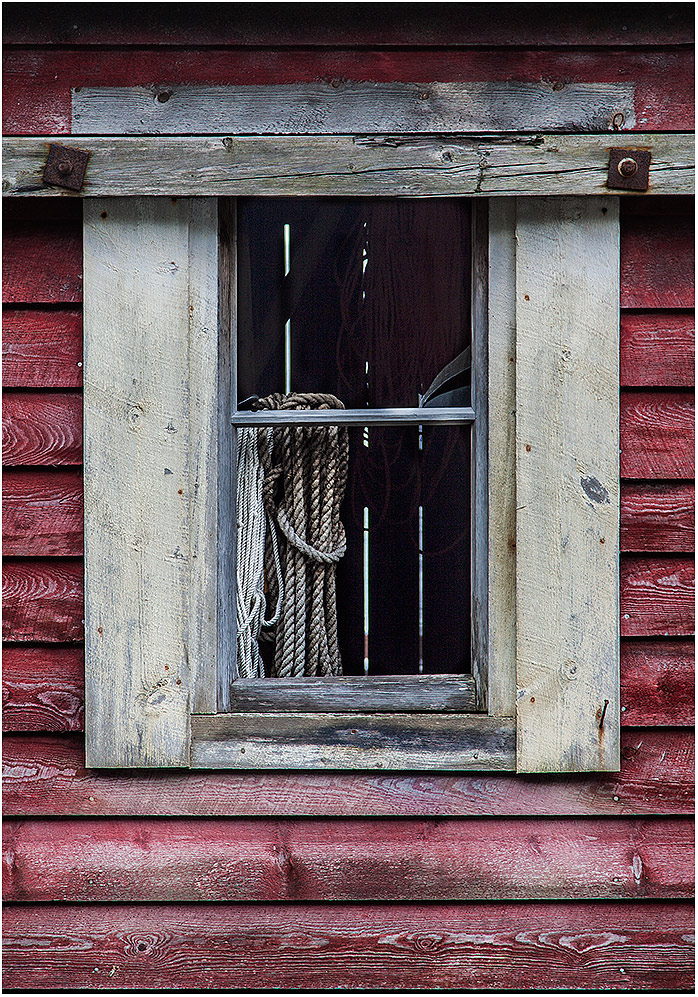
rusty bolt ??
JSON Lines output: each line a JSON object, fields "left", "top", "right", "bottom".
{"left": 617, "top": 157, "right": 638, "bottom": 178}
{"left": 57, "top": 160, "right": 73, "bottom": 175}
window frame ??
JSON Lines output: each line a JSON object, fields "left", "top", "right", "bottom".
{"left": 6, "top": 83, "right": 688, "bottom": 773}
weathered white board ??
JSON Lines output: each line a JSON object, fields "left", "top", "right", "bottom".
{"left": 71, "top": 82, "right": 636, "bottom": 135}
{"left": 3, "top": 133, "right": 693, "bottom": 198}
{"left": 487, "top": 199, "right": 517, "bottom": 717}
{"left": 515, "top": 197, "right": 620, "bottom": 773}
{"left": 84, "top": 198, "right": 227, "bottom": 767}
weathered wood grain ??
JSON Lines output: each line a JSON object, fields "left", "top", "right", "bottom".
{"left": 4, "top": 48, "right": 693, "bottom": 135}
{"left": 516, "top": 198, "right": 620, "bottom": 774}
{"left": 2, "top": 560, "right": 83, "bottom": 642}
{"left": 4, "top": 816, "right": 693, "bottom": 903}
{"left": 3, "top": 728, "right": 692, "bottom": 816}
{"left": 620, "top": 391, "right": 695, "bottom": 478}
{"left": 72, "top": 82, "right": 636, "bottom": 135}
{"left": 620, "top": 482, "right": 694, "bottom": 552}
{"left": 2, "top": 309, "right": 83, "bottom": 388}
{"left": 2, "top": 646, "right": 84, "bottom": 732}
{"left": 3, "top": 901, "right": 693, "bottom": 991}
{"left": 621, "top": 204, "right": 695, "bottom": 309}
{"left": 2, "top": 392, "right": 82, "bottom": 466}
{"left": 5, "top": 6, "right": 693, "bottom": 47}
{"left": 486, "top": 199, "right": 516, "bottom": 716}
{"left": 2, "top": 223, "right": 81, "bottom": 303}
{"left": 620, "top": 312, "right": 695, "bottom": 388}
{"left": 191, "top": 713, "right": 516, "bottom": 771}
{"left": 83, "top": 198, "right": 223, "bottom": 766}
{"left": 621, "top": 556, "right": 695, "bottom": 638}
{"left": 3, "top": 469, "right": 83, "bottom": 555}
{"left": 3, "top": 133, "right": 694, "bottom": 198}
{"left": 227, "top": 676, "right": 478, "bottom": 713}
{"left": 621, "top": 640, "right": 694, "bottom": 726}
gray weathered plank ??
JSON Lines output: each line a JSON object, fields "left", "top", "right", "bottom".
{"left": 515, "top": 198, "right": 620, "bottom": 774}
{"left": 3, "top": 134, "right": 693, "bottom": 198}
{"left": 487, "top": 199, "right": 517, "bottom": 717}
{"left": 191, "top": 713, "right": 516, "bottom": 770}
{"left": 227, "top": 676, "right": 478, "bottom": 713}
{"left": 71, "top": 83, "right": 636, "bottom": 136}
{"left": 84, "top": 199, "right": 223, "bottom": 767}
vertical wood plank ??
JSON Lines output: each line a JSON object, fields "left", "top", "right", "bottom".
{"left": 487, "top": 199, "right": 517, "bottom": 716}
{"left": 515, "top": 197, "right": 620, "bottom": 773}
{"left": 83, "top": 198, "right": 221, "bottom": 767}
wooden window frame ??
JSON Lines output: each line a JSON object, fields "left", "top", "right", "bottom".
{"left": 4, "top": 84, "right": 691, "bottom": 774}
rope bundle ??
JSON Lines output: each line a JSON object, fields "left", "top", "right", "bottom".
{"left": 236, "top": 392, "right": 349, "bottom": 679}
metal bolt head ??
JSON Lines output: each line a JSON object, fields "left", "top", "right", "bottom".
{"left": 57, "top": 160, "right": 73, "bottom": 175}
{"left": 617, "top": 157, "right": 638, "bottom": 178}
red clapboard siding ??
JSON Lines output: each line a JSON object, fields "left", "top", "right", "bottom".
{"left": 621, "top": 639, "right": 694, "bottom": 726}
{"left": 2, "top": 646, "right": 84, "bottom": 732}
{"left": 2, "top": 560, "right": 84, "bottom": 643}
{"left": 3, "top": 469, "right": 83, "bottom": 556}
{"left": 3, "top": 728, "right": 692, "bottom": 817}
{"left": 2, "top": 309, "right": 83, "bottom": 388}
{"left": 4, "top": 6, "right": 693, "bottom": 47}
{"left": 3, "top": 816, "right": 693, "bottom": 902}
{"left": 2, "top": 47, "right": 694, "bottom": 134}
{"left": 620, "top": 481, "right": 695, "bottom": 552}
{"left": 621, "top": 204, "right": 694, "bottom": 309}
{"left": 620, "top": 391, "right": 695, "bottom": 479}
{"left": 620, "top": 312, "right": 695, "bottom": 388}
{"left": 3, "top": 901, "right": 693, "bottom": 991}
{"left": 621, "top": 556, "right": 695, "bottom": 638}
{"left": 3, "top": 226, "right": 82, "bottom": 305}
{"left": 2, "top": 392, "right": 83, "bottom": 466}
{"left": 4, "top": 555, "right": 691, "bottom": 643}
{"left": 4, "top": 390, "right": 692, "bottom": 475}
{"left": 3, "top": 639, "right": 692, "bottom": 733}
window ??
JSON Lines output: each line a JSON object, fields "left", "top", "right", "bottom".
{"left": 28, "top": 82, "right": 678, "bottom": 773}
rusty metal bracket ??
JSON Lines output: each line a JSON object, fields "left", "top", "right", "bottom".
{"left": 43, "top": 143, "right": 90, "bottom": 191}
{"left": 607, "top": 148, "right": 651, "bottom": 192}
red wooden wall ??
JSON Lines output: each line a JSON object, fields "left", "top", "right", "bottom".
{"left": 2, "top": 5, "right": 695, "bottom": 990}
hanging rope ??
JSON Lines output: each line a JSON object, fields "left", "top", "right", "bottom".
{"left": 253, "top": 392, "right": 349, "bottom": 678}
{"left": 235, "top": 427, "right": 283, "bottom": 678}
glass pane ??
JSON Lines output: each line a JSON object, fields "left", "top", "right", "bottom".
{"left": 237, "top": 198, "right": 472, "bottom": 410}
{"left": 236, "top": 425, "right": 470, "bottom": 678}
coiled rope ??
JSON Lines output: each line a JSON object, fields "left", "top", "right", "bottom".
{"left": 236, "top": 392, "right": 349, "bottom": 679}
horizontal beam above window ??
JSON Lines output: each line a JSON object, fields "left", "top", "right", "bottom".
{"left": 3, "top": 133, "right": 693, "bottom": 198}
{"left": 232, "top": 408, "right": 475, "bottom": 426}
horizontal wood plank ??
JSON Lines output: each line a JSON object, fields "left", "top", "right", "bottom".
{"left": 2, "top": 308, "right": 83, "bottom": 388}
{"left": 3, "top": 728, "right": 692, "bottom": 816}
{"left": 620, "top": 481, "right": 695, "bottom": 552}
{"left": 2, "top": 391, "right": 82, "bottom": 466}
{"left": 191, "top": 713, "right": 516, "bottom": 771}
{"left": 228, "top": 675, "right": 477, "bottom": 713}
{"left": 620, "top": 391, "right": 694, "bottom": 478}
{"left": 621, "top": 556, "right": 695, "bottom": 638}
{"left": 72, "top": 82, "right": 636, "bottom": 135}
{"left": 621, "top": 640, "right": 694, "bottom": 726}
{"left": 3, "top": 469, "right": 83, "bottom": 556}
{"left": 620, "top": 312, "right": 694, "bottom": 387}
{"left": 4, "top": 48, "right": 693, "bottom": 135}
{"left": 3, "top": 901, "right": 693, "bottom": 991}
{"left": 4, "top": 639, "right": 691, "bottom": 733}
{"left": 3, "top": 133, "right": 693, "bottom": 198}
{"left": 2, "top": 560, "right": 83, "bottom": 642}
{"left": 5, "top": 389, "right": 690, "bottom": 476}
{"left": 4, "top": 816, "right": 693, "bottom": 903}
{"left": 2, "top": 645, "right": 84, "bottom": 732}
{"left": 621, "top": 205, "right": 694, "bottom": 309}
{"left": 5, "top": 6, "right": 693, "bottom": 47}
{"left": 2, "top": 224, "right": 82, "bottom": 304}
{"left": 4, "top": 555, "right": 690, "bottom": 644}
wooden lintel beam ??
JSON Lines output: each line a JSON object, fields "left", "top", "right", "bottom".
{"left": 2, "top": 133, "right": 693, "bottom": 198}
